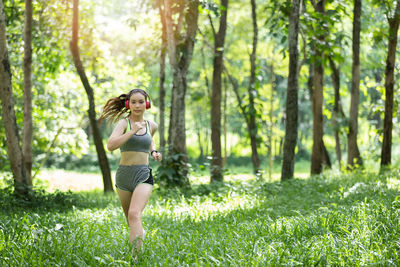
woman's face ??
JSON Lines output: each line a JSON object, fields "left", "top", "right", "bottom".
{"left": 129, "top": 93, "right": 146, "bottom": 115}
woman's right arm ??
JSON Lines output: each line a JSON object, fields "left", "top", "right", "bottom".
{"left": 107, "top": 120, "right": 146, "bottom": 151}
{"left": 107, "top": 120, "right": 131, "bottom": 151}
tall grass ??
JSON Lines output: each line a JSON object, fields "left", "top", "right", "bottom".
{"left": 1, "top": 168, "right": 399, "bottom": 266}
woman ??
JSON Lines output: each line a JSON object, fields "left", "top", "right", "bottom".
{"left": 100, "top": 89, "right": 162, "bottom": 255}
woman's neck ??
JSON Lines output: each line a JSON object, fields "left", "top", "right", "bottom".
{"left": 129, "top": 114, "right": 144, "bottom": 122}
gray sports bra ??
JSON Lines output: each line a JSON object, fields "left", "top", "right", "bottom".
{"left": 120, "top": 119, "right": 152, "bottom": 153}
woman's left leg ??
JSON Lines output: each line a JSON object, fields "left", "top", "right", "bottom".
{"left": 128, "top": 183, "right": 153, "bottom": 253}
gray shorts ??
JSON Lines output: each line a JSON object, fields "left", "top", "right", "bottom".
{"left": 115, "top": 165, "right": 153, "bottom": 192}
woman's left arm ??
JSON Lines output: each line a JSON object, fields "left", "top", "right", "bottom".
{"left": 149, "top": 121, "right": 162, "bottom": 162}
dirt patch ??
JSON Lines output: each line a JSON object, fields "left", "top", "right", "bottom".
{"left": 36, "top": 170, "right": 115, "bottom": 192}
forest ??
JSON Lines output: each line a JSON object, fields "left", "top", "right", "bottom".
{"left": 1, "top": 0, "right": 400, "bottom": 265}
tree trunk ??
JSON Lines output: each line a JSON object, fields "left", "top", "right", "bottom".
{"left": 328, "top": 56, "right": 346, "bottom": 168}
{"left": 381, "top": 0, "right": 400, "bottom": 168}
{"left": 281, "top": 0, "right": 300, "bottom": 180}
{"left": 210, "top": 0, "right": 228, "bottom": 183}
{"left": 307, "top": 62, "right": 314, "bottom": 100}
{"left": 22, "top": 0, "right": 33, "bottom": 185}
{"left": 223, "top": 75, "right": 228, "bottom": 167}
{"left": 311, "top": 0, "right": 327, "bottom": 175}
{"left": 70, "top": 0, "right": 113, "bottom": 193}
{"left": 347, "top": 0, "right": 363, "bottom": 168}
{"left": 164, "top": 0, "right": 199, "bottom": 185}
{"left": 196, "top": 119, "right": 204, "bottom": 161}
{"left": 158, "top": 0, "right": 167, "bottom": 150}
{"left": 248, "top": 0, "right": 261, "bottom": 176}
{"left": 269, "top": 65, "right": 274, "bottom": 180}
{"left": 0, "top": 0, "right": 29, "bottom": 195}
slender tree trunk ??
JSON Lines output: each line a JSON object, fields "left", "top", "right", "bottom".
{"left": 158, "top": 0, "right": 167, "bottom": 150}
{"left": 281, "top": 0, "right": 300, "bottom": 180}
{"left": 307, "top": 62, "right": 314, "bottom": 101}
{"left": 222, "top": 0, "right": 260, "bottom": 177}
{"left": 205, "top": 127, "right": 210, "bottom": 158}
{"left": 269, "top": 64, "right": 274, "bottom": 180}
{"left": 210, "top": 0, "right": 228, "bottom": 182}
{"left": 164, "top": 0, "right": 199, "bottom": 185}
{"left": 32, "top": 126, "right": 63, "bottom": 180}
{"left": 328, "top": 56, "right": 346, "bottom": 168}
{"left": 223, "top": 75, "right": 228, "bottom": 167}
{"left": 0, "top": 0, "right": 29, "bottom": 195}
{"left": 311, "top": 0, "right": 328, "bottom": 175}
{"left": 70, "top": 0, "right": 113, "bottom": 192}
{"left": 248, "top": 0, "right": 261, "bottom": 176}
{"left": 322, "top": 139, "right": 331, "bottom": 167}
{"left": 347, "top": 0, "right": 363, "bottom": 168}
{"left": 22, "top": 0, "right": 33, "bottom": 185}
{"left": 196, "top": 118, "right": 204, "bottom": 161}
{"left": 201, "top": 42, "right": 211, "bottom": 98}
{"left": 381, "top": 0, "right": 400, "bottom": 168}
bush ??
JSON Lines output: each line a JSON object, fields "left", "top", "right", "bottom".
{"left": 155, "top": 152, "right": 190, "bottom": 188}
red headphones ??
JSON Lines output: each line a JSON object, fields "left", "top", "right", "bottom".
{"left": 125, "top": 89, "right": 151, "bottom": 110}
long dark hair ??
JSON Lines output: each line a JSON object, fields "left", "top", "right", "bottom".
{"left": 99, "top": 89, "right": 149, "bottom": 123}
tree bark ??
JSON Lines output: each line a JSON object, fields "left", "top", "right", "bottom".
{"left": 0, "top": 0, "right": 29, "bottom": 195}
{"left": 158, "top": 0, "right": 167, "bottom": 150}
{"left": 223, "top": 76, "right": 228, "bottom": 167}
{"left": 347, "top": 0, "right": 363, "bottom": 168}
{"left": 281, "top": 0, "right": 300, "bottom": 180}
{"left": 328, "top": 56, "right": 346, "bottom": 168}
{"left": 248, "top": 0, "right": 261, "bottom": 176}
{"left": 164, "top": 0, "right": 199, "bottom": 185}
{"left": 269, "top": 65, "right": 274, "bottom": 180}
{"left": 311, "top": 0, "right": 326, "bottom": 175}
{"left": 210, "top": 0, "right": 228, "bottom": 183}
{"left": 196, "top": 118, "right": 204, "bottom": 161}
{"left": 381, "top": 0, "right": 400, "bottom": 168}
{"left": 22, "top": 0, "right": 33, "bottom": 184}
{"left": 70, "top": 0, "right": 113, "bottom": 192}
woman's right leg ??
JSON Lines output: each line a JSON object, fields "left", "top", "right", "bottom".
{"left": 116, "top": 185, "right": 153, "bottom": 254}
{"left": 116, "top": 188, "right": 133, "bottom": 224}
{"left": 127, "top": 183, "right": 153, "bottom": 253}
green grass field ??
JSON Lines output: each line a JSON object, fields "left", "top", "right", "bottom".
{"left": 1, "top": 167, "right": 399, "bottom": 266}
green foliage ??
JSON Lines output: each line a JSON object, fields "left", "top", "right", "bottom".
{"left": 0, "top": 173, "right": 112, "bottom": 212}
{"left": 156, "top": 152, "right": 190, "bottom": 188}
{"left": 43, "top": 148, "right": 120, "bottom": 173}
{"left": 0, "top": 0, "right": 399, "bottom": 181}
{"left": 1, "top": 169, "right": 400, "bottom": 265}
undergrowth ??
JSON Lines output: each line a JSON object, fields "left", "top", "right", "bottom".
{"left": 0, "top": 168, "right": 399, "bottom": 266}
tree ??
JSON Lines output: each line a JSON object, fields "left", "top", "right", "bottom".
{"left": 381, "top": 0, "right": 400, "bottom": 168}
{"left": 328, "top": 56, "right": 346, "bottom": 169}
{"left": 311, "top": 0, "right": 331, "bottom": 174}
{"left": 210, "top": 0, "right": 228, "bottom": 182}
{"left": 269, "top": 64, "right": 275, "bottom": 180}
{"left": 226, "top": 0, "right": 261, "bottom": 176}
{"left": 0, "top": 0, "right": 29, "bottom": 195}
{"left": 347, "top": 0, "right": 363, "bottom": 168}
{"left": 70, "top": 0, "right": 113, "bottom": 192}
{"left": 23, "top": 0, "right": 33, "bottom": 184}
{"left": 162, "top": 0, "right": 199, "bottom": 186}
{"left": 247, "top": 0, "right": 261, "bottom": 176}
{"left": 281, "top": 0, "right": 300, "bottom": 180}
{"left": 157, "top": 0, "right": 167, "bottom": 150}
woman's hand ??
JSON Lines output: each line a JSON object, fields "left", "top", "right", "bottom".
{"left": 131, "top": 121, "right": 146, "bottom": 134}
{"left": 151, "top": 150, "right": 162, "bottom": 162}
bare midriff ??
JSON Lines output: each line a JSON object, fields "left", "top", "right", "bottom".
{"left": 120, "top": 151, "right": 149, "bottom": 165}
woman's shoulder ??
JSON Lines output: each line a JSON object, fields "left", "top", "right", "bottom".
{"left": 117, "top": 117, "right": 129, "bottom": 125}
{"left": 146, "top": 120, "right": 158, "bottom": 133}
{"left": 146, "top": 120, "right": 158, "bottom": 127}
{"left": 115, "top": 118, "right": 129, "bottom": 129}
